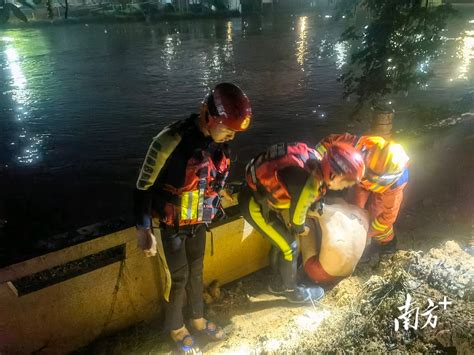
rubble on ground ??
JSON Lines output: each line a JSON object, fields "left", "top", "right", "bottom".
{"left": 206, "top": 241, "right": 473, "bottom": 353}
{"left": 82, "top": 241, "right": 473, "bottom": 354}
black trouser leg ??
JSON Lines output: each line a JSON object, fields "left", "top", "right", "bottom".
{"left": 278, "top": 241, "right": 298, "bottom": 290}
{"left": 185, "top": 224, "right": 206, "bottom": 320}
{"left": 161, "top": 228, "right": 189, "bottom": 331}
{"left": 161, "top": 225, "right": 207, "bottom": 331}
{"left": 239, "top": 186, "right": 298, "bottom": 290}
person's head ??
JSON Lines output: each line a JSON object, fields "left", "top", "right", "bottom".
{"left": 199, "top": 83, "right": 252, "bottom": 143}
{"left": 318, "top": 142, "right": 365, "bottom": 191}
{"left": 357, "top": 137, "right": 409, "bottom": 192}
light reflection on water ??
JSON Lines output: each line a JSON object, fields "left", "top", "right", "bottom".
{"left": 201, "top": 21, "right": 235, "bottom": 91}
{"left": 456, "top": 30, "right": 474, "bottom": 80}
{"left": 224, "top": 21, "right": 233, "bottom": 61}
{"left": 296, "top": 16, "right": 308, "bottom": 68}
{"left": 334, "top": 40, "right": 348, "bottom": 70}
{"left": 0, "top": 11, "right": 471, "bottom": 266}
{"left": 162, "top": 34, "right": 181, "bottom": 71}
{"left": 1, "top": 35, "right": 45, "bottom": 165}
{"left": 0, "top": 12, "right": 472, "bottom": 175}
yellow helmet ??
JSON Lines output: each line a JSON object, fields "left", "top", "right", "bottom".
{"left": 356, "top": 136, "right": 409, "bottom": 191}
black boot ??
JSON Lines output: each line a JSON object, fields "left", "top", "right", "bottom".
{"left": 269, "top": 245, "right": 279, "bottom": 273}
{"left": 268, "top": 284, "right": 325, "bottom": 304}
{"left": 359, "top": 242, "right": 380, "bottom": 264}
{"left": 286, "top": 286, "right": 324, "bottom": 303}
{"left": 380, "top": 235, "right": 397, "bottom": 255}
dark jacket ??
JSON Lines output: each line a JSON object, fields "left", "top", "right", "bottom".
{"left": 134, "top": 114, "right": 229, "bottom": 229}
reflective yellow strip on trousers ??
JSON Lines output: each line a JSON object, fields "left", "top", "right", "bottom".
{"left": 373, "top": 227, "right": 393, "bottom": 241}
{"left": 371, "top": 185, "right": 387, "bottom": 193}
{"left": 371, "top": 218, "right": 387, "bottom": 232}
{"left": 248, "top": 196, "right": 293, "bottom": 261}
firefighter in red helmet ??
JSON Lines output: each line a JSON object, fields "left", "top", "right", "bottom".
{"left": 239, "top": 142, "right": 365, "bottom": 303}
{"left": 134, "top": 83, "right": 252, "bottom": 353}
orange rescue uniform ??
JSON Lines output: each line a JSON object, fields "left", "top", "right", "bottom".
{"left": 316, "top": 133, "right": 409, "bottom": 244}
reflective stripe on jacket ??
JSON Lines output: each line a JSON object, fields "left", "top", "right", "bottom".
{"left": 134, "top": 115, "right": 230, "bottom": 228}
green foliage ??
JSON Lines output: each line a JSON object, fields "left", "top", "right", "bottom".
{"left": 337, "top": 0, "right": 457, "bottom": 116}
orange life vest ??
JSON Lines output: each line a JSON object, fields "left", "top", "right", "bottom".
{"left": 245, "top": 142, "right": 318, "bottom": 207}
{"left": 161, "top": 149, "right": 230, "bottom": 226}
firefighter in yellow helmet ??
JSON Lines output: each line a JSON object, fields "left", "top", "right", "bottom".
{"left": 315, "top": 133, "right": 409, "bottom": 254}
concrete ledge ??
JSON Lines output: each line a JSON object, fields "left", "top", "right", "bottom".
{"left": 0, "top": 215, "right": 270, "bottom": 353}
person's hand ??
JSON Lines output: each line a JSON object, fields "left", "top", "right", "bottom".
{"left": 137, "top": 228, "right": 157, "bottom": 257}
{"left": 297, "top": 225, "right": 310, "bottom": 237}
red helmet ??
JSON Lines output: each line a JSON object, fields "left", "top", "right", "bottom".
{"left": 320, "top": 142, "right": 365, "bottom": 184}
{"left": 203, "top": 83, "right": 252, "bottom": 132}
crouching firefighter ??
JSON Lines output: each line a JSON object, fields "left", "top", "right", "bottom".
{"left": 316, "top": 134, "right": 409, "bottom": 257}
{"left": 239, "top": 142, "right": 365, "bottom": 303}
{"left": 134, "top": 83, "right": 252, "bottom": 354}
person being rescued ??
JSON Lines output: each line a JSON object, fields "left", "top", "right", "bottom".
{"left": 300, "top": 198, "right": 369, "bottom": 284}
{"left": 238, "top": 141, "right": 365, "bottom": 303}
{"left": 315, "top": 133, "right": 410, "bottom": 259}
{"left": 134, "top": 83, "right": 252, "bottom": 354}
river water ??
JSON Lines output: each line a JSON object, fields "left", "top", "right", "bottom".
{"left": 0, "top": 7, "right": 473, "bottom": 263}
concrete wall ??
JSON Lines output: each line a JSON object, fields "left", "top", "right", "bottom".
{"left": 0, "top": 216, "right": 270, "bottom": 353}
